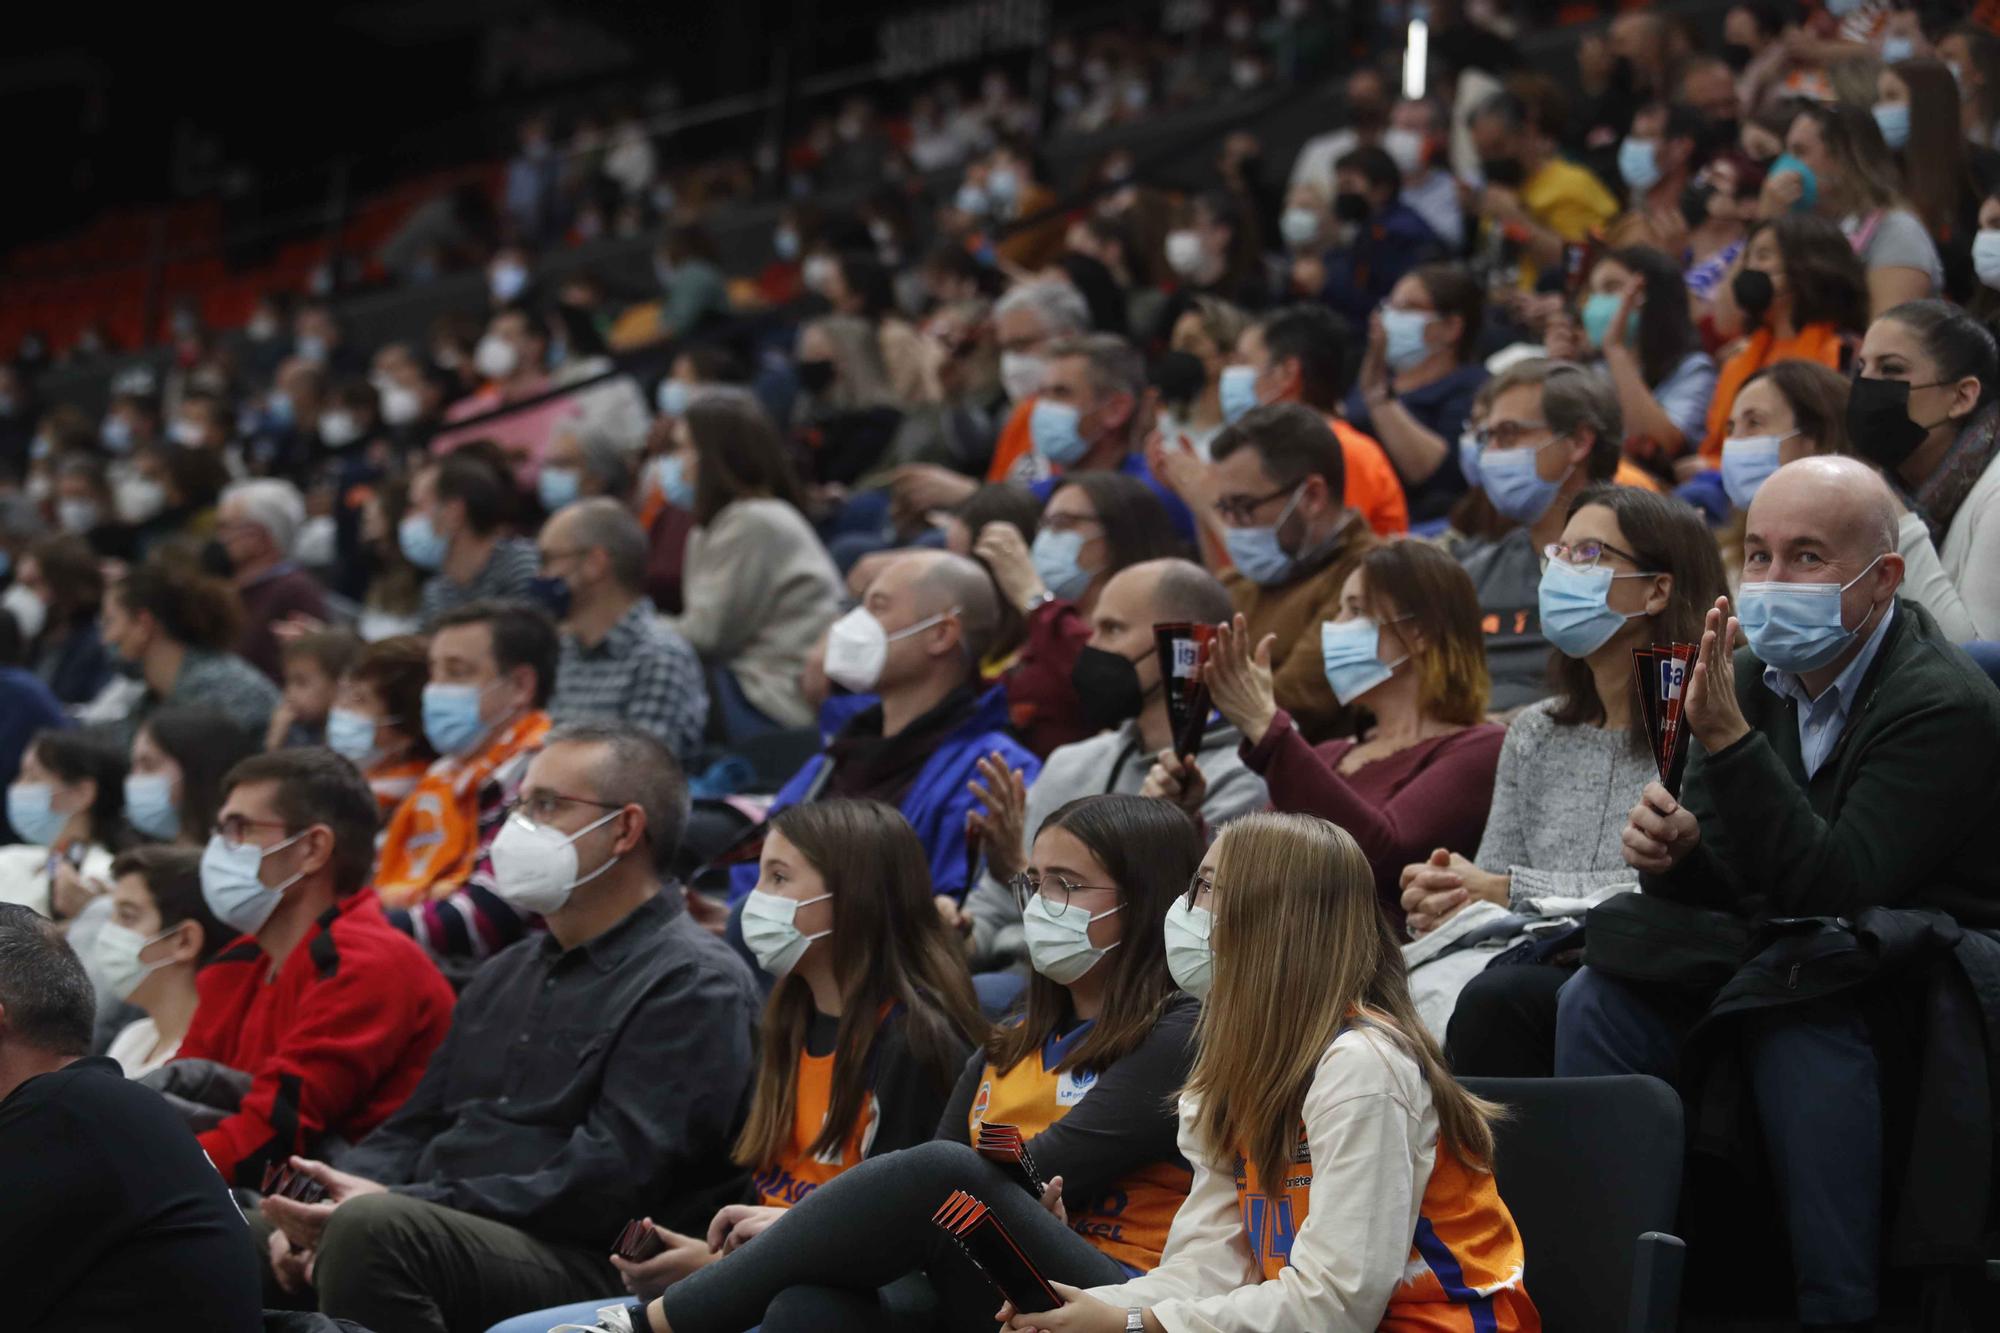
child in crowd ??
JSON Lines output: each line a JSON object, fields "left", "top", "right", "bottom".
{"left": 269, "top": 627, "right": 363, "bottom": 750}
{"left": 97, "top": 845, "right": 230, "bottom": 1078}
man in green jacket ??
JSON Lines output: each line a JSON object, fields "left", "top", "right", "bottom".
{"left": 1561, "top": 457, "right": 2000, "bottom": 1333}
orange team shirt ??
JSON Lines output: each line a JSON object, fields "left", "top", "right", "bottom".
{"left": 1236, "top": 1123, "right": 1538, "bottom": 1331}
{"left": 967, "top": 1025, "right": 1191, "bottom": 1272}
{"left": 1699, "top": 324, "right": 1849, "bottom": 466}
{"left": 752, "top": 1036, "right": 881, "bottom": 1208}
{"left": 988, "top": 399, "right": 1410, "bottom": 537}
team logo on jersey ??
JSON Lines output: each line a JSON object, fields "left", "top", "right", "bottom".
{"left": 1056, "top": 1066, "right": 1098, "bottom": 1107}
{"left": 971, "top": 1079, "right": 992, "bottom": 1120}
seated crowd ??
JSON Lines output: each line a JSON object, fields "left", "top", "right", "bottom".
{"left": 7, "top": 5, "right": 2000, "bottom": 1333}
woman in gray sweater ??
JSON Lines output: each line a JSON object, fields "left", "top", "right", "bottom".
{"left": 1398, "top": 484, "right": 1727, "bottom": 1073}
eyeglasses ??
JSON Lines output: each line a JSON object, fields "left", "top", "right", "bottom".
{"left": 1181, "top": 871, "right": 1215, "bottom": 912}
{"left": 1211, "top": 483, "right": 1296, "bottom": 525}
{"left": 1040, "top": 511, "right": 1104, "bottom": 535}
{"left": 507, "top": 790, "right": 622, "bottom": 826}
{"left": 1541, "top": 539, "right": 1650, "bottom": 573}
{"left": 211, "top": 815, "right": 294, "bottom": 846}
{"left": 1470, "top": 420, "right": 1552, "bottom": 451}
{"left": 1008, "top": 872, "right": 1118, "bottom": 916}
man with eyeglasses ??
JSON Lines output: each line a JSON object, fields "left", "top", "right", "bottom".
{"left": 257, "top": 726, "right": 760, "bottom": 1333}
{"left": 1446, "top": 358, "right": 1624, "bottom": 711}
{"left": 1202, "top": 402, "right": 1377, "bottom": 740}
{"left": 151, "top": 748, "right": 455, "bottom": 1192}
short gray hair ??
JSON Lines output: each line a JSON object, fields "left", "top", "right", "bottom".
{"left": 560, "top": 498, "right": 649, "bottom": 593}
{"left": 221, "top": 478, "right": 307, "bottom": 555}
{"left": 995, "top": 279, "right": 1091, "bottom": 339}
{"left": 543, "top": 723, "right": 690, "bottom": 873}
{"left": 1486, "top": 358, "right": 1623, "bottom": 482}
{"left": 1048, "top": 333, "right": 1144, "bottom": 403}
{"left": 0, "top": 904, "right": 94, "bottom": 1057}
{"left": 575, "top": 425, "right": 636, "bottom": 493}
{"left": 1147, "top": 558, "right": 1234, "bottom": 626}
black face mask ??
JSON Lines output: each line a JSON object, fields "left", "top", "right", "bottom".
{"left": 1732, "top": 268, "right": 1775, "bottom": 323}
{"left": 1481, "top": 157, "right": 1525, "bottom": 190}
{"left": 1152, "top": 349, "right": 1208, "bottom": 410}
{"left": 526, "top": 574, "right": 572, "bottom": 620}
{"left": 1679, "top": 184, "right": 1712, "bottom": 230}
{"left": 796, "top": 359, "right": 837, "bottom": 395}
{"left": 1720, "top": 42, "right": 1753, "bottom": 73}
{"left": 1070, "top": 645, "right": 1154, "bottom": 733}
{"left": 1332, "top": 192, "right": 1372, "bottom": 223}
{"left": 1847, "top": 376, "right": 1950, "bottom": 470}
{"left": 200, "top": 539, "right": 235, "bottom": 580}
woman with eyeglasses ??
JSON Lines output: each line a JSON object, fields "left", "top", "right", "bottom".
{"left": 1000, "top": 812, "right": 1537, "bottom": 1333}
{"left": 610, "top": 794, "right": 1202, "bottom": 1333}
{"left": 1157, "top": 542, "right": 1504, "bottom": 925}
{"left": 1407, "top": 485, "right": 1727, "bottom": 1068}
{"left": 488, "top": 799, "right": 986, "bottom": 1332}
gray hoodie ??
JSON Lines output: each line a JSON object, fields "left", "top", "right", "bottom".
{"left": 966, "top": 716, "right": 1269, "bottom": 969}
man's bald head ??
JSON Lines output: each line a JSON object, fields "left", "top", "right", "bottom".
{"left": 1127, "top": 557, "right": 1234, "bottom": 627}
{"left": 898, "top": 549, "right": 1002, "bottom": 668}
{"left": 1750, "top": 456, "right": 1900, "bottom": 563}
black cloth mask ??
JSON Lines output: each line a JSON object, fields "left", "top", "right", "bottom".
{"left": 1732, "top": 268, "right": 1774, "bottom": 323}
{"left": 1847, "top": 376, "right": 1949, "bottom": 470}
{"left": 1070, "top": 645, "right": 1154, "bottom": 733}
{"left": 796, "top": 359, "right": 837, "bottom": 395}
{"left": 1333, "top": 192, "right": 1372, "bottom": 224}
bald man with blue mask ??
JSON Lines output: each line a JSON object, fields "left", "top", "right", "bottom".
{"left": 1561, "top": 457, "right": 2000, "bottom": 1332}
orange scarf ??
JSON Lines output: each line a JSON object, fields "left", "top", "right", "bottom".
{"left": 1700, "top": 323, "right": 1848, "bottom": 465}
{"left": 373, "top": 711, "right": 551, "bottom": 908}
{"left": 366, "top": 756, "right": 432, "bottom": 823}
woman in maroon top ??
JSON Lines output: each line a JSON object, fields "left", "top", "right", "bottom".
{"left": 1155, "top": 541, "right": 1503, "bottom": 924}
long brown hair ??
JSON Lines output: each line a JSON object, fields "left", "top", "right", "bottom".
{"left": 1186, "top": 813, "right": 1502, "bottom": 1192}
{"left": 731, "top": 800, "right": 987, "bottom": 1169}
{"left": 1546, "top": 484, "right": 1728, "bottom": 747}
{"left": 1356, "top": 542, "right": 1489, "bottom": 725}
{"left": 984, "top": 795, "right": 1200, "bottom": 1077}
{"left": 683, "top": 389, "right": 810, "bottom": 528}
{"left": 1891, "top": 58, "right": 1972, "bottom": 239}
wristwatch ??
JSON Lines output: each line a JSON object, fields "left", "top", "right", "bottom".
{"left": 1126, "top": 1309, "right": 1146, "bottom": 1333}
{"left": 1022, "top": 589, "right": 1057, "bottom": 614}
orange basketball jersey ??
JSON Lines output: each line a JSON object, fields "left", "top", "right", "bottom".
{"left": 751, "top": 1036, "right": 880, "bottom": 1208}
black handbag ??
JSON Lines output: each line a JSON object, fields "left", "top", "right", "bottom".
{"left": 1582, "top": 892, "right": 1754, "bottom": 994}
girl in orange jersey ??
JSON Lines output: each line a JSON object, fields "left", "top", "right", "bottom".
{"left": 1005, "top": 812, "right": 1539, "bottom": 1333}
{"left": 612, "top": 794, "right": 1203, "bottom": 1333}
{"left": 491, "top": 799, "right": 982, "bottom": 1333}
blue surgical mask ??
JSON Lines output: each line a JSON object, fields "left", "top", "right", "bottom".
{"left": 1319, "top": 617, "right": 1407, "bottom": 705}
{"left": 1538, "top": 558, "right": 1655, "bottom": 658}
{"left": 1720, "top": 432, "right": 1795, "bottom": 510}
{"left": 1881, "top": 35, "right": 1915, "bottom": 63}
{"left": 1767, "top": 153, "right": 1819, "bottom": 212}
{"left": 398, "top": 512, "right": 447, "bottom": 571}
{"left": 422, "top": 681, "right": 495, "bottom": 757}
{"left": 1031, "top": 528, "right": 1094, "bottom": 600}
{"left": 1872, "top": 102, "right": 1911, "bottom": 150}
{"left": 1221, "top": 486, "right": 1308, "bottom": 586}
{"left": 653, "top": 455, "right": 695, "bottom": 509}
{"left": 1580, "top": 291, "right": 1628, "bottom": 349}
{"left": 1476, "top": 436, "right": 1570, "bottom": 524}
{"left": 1973, "top": 230, "right": 2000, "bottom": 292}
{"left": 326, "top": 707, "right": 385, "bottom": 768}
{"left": 5, "top": 782, "right": 70, "bottom": 847}
{"left": 657, "top": 378, "right": 692, "bottom": 418}
{"left": 1617, "top": 137, "right": 1661, "bottom": 192}
{"left": 200, "top": 829, "right": 309, "bottom": 936}
{"left": 1738, "top": 555, "right": 1884, "bottom": 673}
{"left": 1458, "top": 429, "right": 1482, "bottom": 487}
{"left": 1030, "top": 399, "right": 1091, "bottom": 466}
{"left": 124, "top": 772, "right": 179, "bottom": 840}
{"left": 537, "top": 466, "right": 581, "bottom": 512}
{"left": 1279, "top": 206, "right": 1321, "bottom": 250}
{"left": 1381, "top": 308, "right": 1435, "bottom": 372}
{"left": 1218, "top": 365, "right": 1261, "bottom": 424}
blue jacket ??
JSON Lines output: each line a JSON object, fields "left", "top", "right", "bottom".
{"left": 729, "top": 684, "right": 1041, "bottom": 903}
{"left": 1321, "top": 201, "right": 1445, "bottom": 328}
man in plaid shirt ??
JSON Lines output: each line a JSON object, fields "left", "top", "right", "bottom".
{"left": 539, "top": 499, "right": 709, "bottom": 763}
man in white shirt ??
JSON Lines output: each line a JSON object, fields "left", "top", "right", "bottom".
{"left": 1386, "top": 98, "right": 1465, "bottom": 252}
{"left": 1288, "top": 67, "right": 1391, "bottom": 199}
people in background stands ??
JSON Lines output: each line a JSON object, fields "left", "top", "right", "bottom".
{"left": 126, "top": 706, "right": 262, "bottom": 848}
{"left": 662, "top": 389, "right": 845, "bottom": 737}
{"left": 98, "top": 558, "right": 281, "bottom": 749}
{"left": 1027, "top": 334, "right": 1198, "bottom": 542}
{"left": 0, "top": 906, "right": 263, "bottom": 1332}
{"left": 1033, "top": 813, "right": 1536, "bottom": 1333}
{"left": 0, "top": 663, "right": 65, "bottom": 850}
{"left": 327, "top": 634, "right": 438, "bottom": 819}
{"left": 268, "top": 627, "right": 362, "bottom": 750}
{"left": 1, "top": 730, "right": 125, "bottom": 1004}
{"left": 160, "top": 748, "right": 455, "bottom": 1188}
{"left": 1196, "top": 541, "right": 1505, "bottom": 923}
{"left": 1318, "top": 146, "right": 1444, "bottom": 329}
{"left": 258, "top": 728, "right": 759, "bottom": 1333}
{"left": 492, "top": 798, "right": 985, "bottom": 1331}
{"left": 217, "top": 478, "right": 329, "bottom": 683}
{"left": 1571, "top": 457, "right": 2000, "bottom": 1330}
{"left": 540, "top": 498, "right": 708, "bottom": 760}
{"left": 1435, "top": 485, "right": 1726, "bottom": 1068}
{"left": 375, "top": 600, "right": 556, "bottom": 960}
{"left": 970, "top": 560, "right": 1267, "bottom": 977}
{"left": 405, "top": 454, "right": 540, "bottom": 624}
{"left": 7, "top": 533, "right": 113, "bottom": 705}
{"left": 539, "top": 418, "right": 638, "bottom": 512}
{"left": 1778, "top": 101, "right": 1942, "bottom": 317}
{"left": 1466, "top": 82, "right": 1618, "bottom": 293}
{"left": 630, "top": 794, "right": 1202, "bottom": 1333}
{"left": 98, "top": 845, "right": 229, "bottom": 1079}
{"left": 741, "top": 551, "right": 1038, "bottom": 909}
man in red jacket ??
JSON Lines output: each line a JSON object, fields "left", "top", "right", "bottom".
{"left": 172, "top": 748, "right": 455, "bottom": 1186}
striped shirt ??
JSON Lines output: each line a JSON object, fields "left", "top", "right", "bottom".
{"left": 418, "top": 537, "right": 540, "bottom": 626}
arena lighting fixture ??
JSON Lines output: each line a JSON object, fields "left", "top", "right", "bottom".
{"left": 1403, "top": 8, "right": 1429, "bottom": 101}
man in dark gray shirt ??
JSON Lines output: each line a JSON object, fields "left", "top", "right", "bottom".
{"left": 260, "top": 724, "right": 760, "bottom": 1333}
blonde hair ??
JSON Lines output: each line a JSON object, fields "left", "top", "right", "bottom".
{"left": 1185, "top": 813, "right": 1500, "bottom": 1191}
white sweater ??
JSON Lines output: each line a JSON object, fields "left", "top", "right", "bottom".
{"left": 665, "top": 498, "right": 843, "bottom": 728}
{"left": 1936, "top": 452, "right": 2000, "bottom": 641}
{"left": 1090, "top": 1027, "right": 1444, "bottom": 1333}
